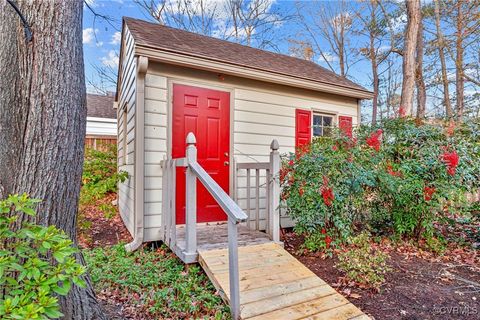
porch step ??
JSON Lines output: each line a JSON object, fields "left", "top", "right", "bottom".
{"left": 198, "top": 243, "right": 369, "bottom": 320}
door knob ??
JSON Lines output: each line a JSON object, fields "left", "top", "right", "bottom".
{"left": 224, "top": 161, "right": 229, "bottom": 166}
{"left": 224, "top": 152, "right": 229, "bottom": 157}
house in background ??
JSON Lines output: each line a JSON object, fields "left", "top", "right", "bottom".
{"left": 115, "top": 17, "right": 372, "bottom": 247}
{"left": 86, "top": 93, "right": 117, "bottom": 150}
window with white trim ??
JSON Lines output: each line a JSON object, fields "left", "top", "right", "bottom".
{"left": 312, "top": 113, "right": 334, "bottom": 137}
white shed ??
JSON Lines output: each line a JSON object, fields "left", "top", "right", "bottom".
{"left": 115, "top": 17, "right": 372, "bottom": 251}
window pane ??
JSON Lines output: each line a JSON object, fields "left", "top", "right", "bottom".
{"left": 323, "top": 127, "right": 332, "bottom": 136}
{"left": 313, "top": 115, "right": 322, "bottom": 126}
{"left": 323, "top": 116, "right": 332, "bottom": 126}
{"left": 313, "top": 126, "right": 322, "bottom": 136}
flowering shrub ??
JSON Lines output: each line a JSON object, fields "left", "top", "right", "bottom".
{"left": 281, "top": 118, "right": 480, "bottom": 249}
{"left": 0, "top": 194, "right": 85, "bottom": 319}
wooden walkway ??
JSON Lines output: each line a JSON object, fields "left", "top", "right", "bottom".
{"left": 198, "top": 242, "right": 369, "bottom": 320}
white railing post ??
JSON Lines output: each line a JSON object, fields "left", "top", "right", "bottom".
{"left": 185, "top": 133, "right": 197, "bottom": 256}
{"left": 269, "top": 139, "right": 280, "bottom": 242}
{"left": 228, "top": 217, "right": 241, "bottom": 320}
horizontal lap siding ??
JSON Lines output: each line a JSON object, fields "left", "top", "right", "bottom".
{"left": 118, "top": 27, "right": 136, "bottom": 236}
{"left": 143, "top": 72, "right": 167, "bottom": 241}
{"left": 234, "top": 89, "right": 358, "bottom": 228}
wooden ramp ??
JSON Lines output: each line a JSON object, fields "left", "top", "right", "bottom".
{"left": 198, "top": 242, "right": 369, "bottom": 320}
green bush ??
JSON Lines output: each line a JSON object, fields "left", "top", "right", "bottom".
{"left": 83, "top": 244, "right": 229, "bottom": 319}
{"left": 80, "top": 145, "right": 127, "bottom": 207}
{"left": 0, "top": 194, "right": 86, "bottom": 319}
{"left": 336, "top": 232, "right": 391, "bottom": 291}
{"left": 281, "top": 118, "right": 480, "bottom": 248}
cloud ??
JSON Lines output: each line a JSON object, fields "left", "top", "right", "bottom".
{"left": 101, "top": 50, "right": 119, "bottom": 68}
{"left": 83, "top": 28, "right": 97, "bottom": 44}
{"left": 110, "top": 32, "right": 122, "bottom": 45}
{"left": 318, "top": 52, "right": 339, "bottom": 63}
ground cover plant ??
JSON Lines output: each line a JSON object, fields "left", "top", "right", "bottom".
{"left": 0, "top": 194, "right": 85, "bottom": 319}
{"left": 83, "top": 244, "right": 230, "bottom": 319}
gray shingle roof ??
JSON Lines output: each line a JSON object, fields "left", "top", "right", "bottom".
{"left": 124, "top": 17, "right": 370, "bottom": 95}
{"left": 87, "top": 94, "right": 116, "bottom": 119}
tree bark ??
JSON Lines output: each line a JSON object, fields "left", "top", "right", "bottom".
{"left": 0, "top": 1, "right": 106, "bottom": 319}
{"left": 415, "top": 13, "right": 426, "bottom": 119}
{"left": 399, "top": 0, "right": 421, "bottom": 117}
{"left": 434, "top": 0, "right": 453, "bottom": 118}
{"left": 455, "top": 0, "right": 464, "bottom": 122}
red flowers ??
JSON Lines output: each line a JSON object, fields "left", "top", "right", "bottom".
{"left": 332, "top": 145, "right": 338, "bottom": 151}
{"left": 399, "top": 106, "right": 407, "bottom": 117}
{"left": 424, "top": 186, "right": 435, "bottom": 201}
{"left": 386, "top": 163, "right": 401, "bottom": 177}
{"left": 441, "top": 150, "right": 459, "bottom": 176}
{"left": 325, "top": 236, "right": 332, "bottom": 249}
{"left": 366, "top": 129, "right": 383, "bottom": 152}
{"left": 320, "top": 177, "right": 334, "bottom": 206}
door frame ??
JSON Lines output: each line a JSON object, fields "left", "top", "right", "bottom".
{"left": 167, "top": 79, "right": 235, "bottom": 199}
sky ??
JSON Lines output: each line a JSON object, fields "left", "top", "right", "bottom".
{"left": 82, "top": 0, "right": 374, "bottom": 94}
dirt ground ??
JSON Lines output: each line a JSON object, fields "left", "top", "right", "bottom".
{"left": 284, "top": 231, "right": 480, "bottom": 320}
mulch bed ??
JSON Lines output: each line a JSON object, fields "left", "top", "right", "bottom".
{"left": 283, "top": 231, "right": 480, "bottom": 320}
{"left": 77, "top": 193, "right": 132, "bottom": 249}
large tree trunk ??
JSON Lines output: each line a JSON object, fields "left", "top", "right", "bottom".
{"left": 0, "top": 1, "right": 106, "bottom": 319}
{"left": 434, "top": 0, "right": 453, "bottom": 118}
{"left": 415, "top": 13, "right": 426, "bottom": 119}
{"left": 455, "top": 0, "right": 464, "bottom": 121}
{"left": 399, "top": 0, "right": 421, "bottom": 116}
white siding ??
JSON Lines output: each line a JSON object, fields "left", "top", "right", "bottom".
{"left": 140, "top": 62, "right": 359, "bottom": 234}
{"left": 143, "top": 72, "right": 168, "bottom": 241}
{"left": 117, "top": 26, "right": 136, "bottom": 236}
{"left": 86, "top": 117, "right": 117, "bottom": 136}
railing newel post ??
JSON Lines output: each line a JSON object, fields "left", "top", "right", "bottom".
{"left": 185, "top": 132, "right": 197, "bottom": 256}
{"left": 228, "top": 217, "right": 241, "bottom": 320}
{"left": 269, "top": 139, "right": 280, "bottom": 242}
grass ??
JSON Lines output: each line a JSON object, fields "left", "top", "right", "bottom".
{"left": 83, "top": 243, "right": 230, "bottom": 319}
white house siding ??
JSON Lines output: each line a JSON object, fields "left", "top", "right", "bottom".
{"left": 86, "top": 117, "right": 117, "bottom": 136}
{"left": 143, "top": 72, "right": 168, "bottom": 241}
{"left": 140, "top": 63, "right": 359, "bottom": 236}
{"left": 117, "top": 26, "right": 136, "bottom": 236}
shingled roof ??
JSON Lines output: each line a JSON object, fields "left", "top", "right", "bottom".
{"left": 123, "top": 17, "right": 371, "bottom": 96}
{"left": 87, "top": 94, "right": 116, "bottom": 119}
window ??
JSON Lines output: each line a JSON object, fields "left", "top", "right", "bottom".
{"left": 312, "top": 113, "right": 334, "bottom": 137}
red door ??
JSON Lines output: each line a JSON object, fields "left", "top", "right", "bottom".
{"left": 172, "top": 84, "right": 230, "bottom": 224}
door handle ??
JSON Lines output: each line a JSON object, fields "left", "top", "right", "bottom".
{"left": 224, "top": 161, "right": 229, "bottom": 166}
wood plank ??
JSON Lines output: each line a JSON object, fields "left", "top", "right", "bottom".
{"left": 241, "top": 285, "right": 337, "bottom": 319}
{"left": 301, "top": 303, "right": 365, "bottom": 320}
{"left": 245, "top": 293, "right": 349, "bottom": 320}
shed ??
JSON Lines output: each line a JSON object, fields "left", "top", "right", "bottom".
{"left": 86, "top": 93, "right": 117, "bottom": 149}
{"left": 115, "top": 17, "right": 373, "bottom": 251}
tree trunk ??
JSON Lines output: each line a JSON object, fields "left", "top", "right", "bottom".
{"left": 0, "top": 1, "right": 106, "bottom": 319}
{"left": 371, "top": 34, "right": 379, "bottom": 124}
{"left": 415, "top": 13, "right": 426, "bottom": 119}
{"left": 455, "top": 0, "right": 464, "bottom": 122}
{"left": 399, "top": 0, "right": 421, "bottom": 117}
{"left": 434, "top": 0, "right": 453, "bottom": 118}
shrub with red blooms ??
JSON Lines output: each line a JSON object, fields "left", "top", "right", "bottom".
{"left": 366, "top": 129, "right": 383, "bottom": 151}
{"left": 424, "top": 186, "right": 436, "bottom": 201}
{"left": 441, "top": 150, "right": 459, "bottom": 176}
{"left": 280, "top": 117, "right": 480, "bottom": 251}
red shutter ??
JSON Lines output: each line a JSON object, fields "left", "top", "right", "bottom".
{"left": 295, "top": 109, "right": 312, "bottom": 147}
{"left": 339, "top": 116, "right": 353, "bottom": 138}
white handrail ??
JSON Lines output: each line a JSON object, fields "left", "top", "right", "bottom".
{"left": 189, "top": 161, "right": 248, "bottom": 223}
